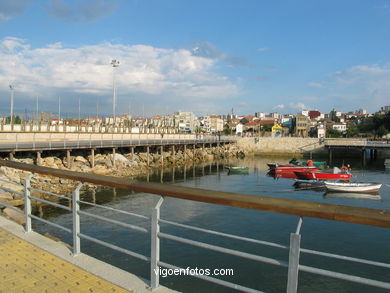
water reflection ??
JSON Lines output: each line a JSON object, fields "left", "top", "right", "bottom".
{"left": 324, "top": 192, "right": 382, "bottom": 200}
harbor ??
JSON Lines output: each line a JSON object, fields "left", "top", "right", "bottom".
{"left": 0, "top": 154, "right": 389, "bottom": 293}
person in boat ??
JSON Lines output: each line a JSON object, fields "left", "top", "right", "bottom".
{"left": 289, "top": 158, "right": 298, "bottom": 164}
{"left": 306, "top": 159, "right": 314, "bottom": 167}
{"left": 340, "top": 165, "right": 351, "bottom": 174}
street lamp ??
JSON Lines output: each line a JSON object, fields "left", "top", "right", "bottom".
{"left": 9, "top": 85, "right": 14, "bottom": 130}
{"left": 111, "top": 59, "right": 120, "bottom": 125}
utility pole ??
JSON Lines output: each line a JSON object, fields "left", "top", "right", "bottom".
{"left": 111, "top": 59, "right": 120, "bottom": 125}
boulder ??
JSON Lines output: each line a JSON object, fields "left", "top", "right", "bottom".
{"left": 0, "top": 192, "right": 13, "bottom": 201}
{"left": 3, "top": 207, "right": 26, "bottom": 225}
{"left": 75, "top": 156, "right": 88, "bottom": 163}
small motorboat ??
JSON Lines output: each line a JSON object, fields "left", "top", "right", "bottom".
{"left": 294, "top": 166, "right": 351, "bottom": 181}
{"left": 385, "top": 159, "right": 390, "bottom": 169}
{"left": 226, "top": 166, "right": 249, "bottom": 174}
{"left": 324, "top": 182, "right": 382, "bottom": 194}
{"left": 294, "top": 171, "right": 351, "bottom": 181}
{"left": 272, "top": 165, "right": 318, "bottom": 175}
{"left": 293, "top": 179, "right": 326, "bottom": 189}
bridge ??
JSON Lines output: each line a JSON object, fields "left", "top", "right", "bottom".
{"left": 324, "top": 138, "right": 390, "bottom": 162}
{"left": 0, "top": 160, "right": 388, "bottom": 293}
{"left": 0, "top": 132, "right": 236, "bottom": 165}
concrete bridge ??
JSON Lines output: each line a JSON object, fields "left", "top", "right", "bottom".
{"left": 0, "top": 132, "right": 236, "bottom": 166}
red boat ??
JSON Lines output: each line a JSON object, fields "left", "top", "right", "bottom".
{"left": 294, "top": 171, "right": 351, "bottom": 181}
{"left": 268, "top": 166, "right": 318, "bottom": 179}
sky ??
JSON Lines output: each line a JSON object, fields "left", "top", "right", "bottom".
{"left": 1, "top": 0, "right": 390, "bottom": 118}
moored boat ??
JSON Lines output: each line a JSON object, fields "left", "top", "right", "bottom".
{"left": 385, "top": 159, "right": 390, "bottom": 169}
{"left": 227, "top": 166, "right": 249, "bottom": 174}
{"left": 294, "top": 171, "right": 351, "bottom": 181}
{"left": 324, "top": 182, "right": 382, "bottom": 194}
{"left": 293, "top": 179, "right": 326, "bottom": 189}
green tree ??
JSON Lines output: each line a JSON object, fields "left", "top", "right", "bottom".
{"left": 377, "top": 125, "right": 389, "bottom": 138}
{"left": 346, "top": 125, "right": 359, "bottom": 137}
{"left": 5, "top": 116, "right": 21, "bottom": 124}
{"left": 326, "top": 128, "right": 342, "bottom": 138}
{"left": 262, "top": 124, "right": 272, "bottom": 132}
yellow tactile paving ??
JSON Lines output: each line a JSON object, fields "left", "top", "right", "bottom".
{"left": 0, "top": 229, "right": 131, "bottom": 293}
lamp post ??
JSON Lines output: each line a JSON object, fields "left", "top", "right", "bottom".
{"left": 111, "top": 59, "right": 120, "bottom": 126}
{"left": 9, "top": 85, "right": 14, "bottom": 130}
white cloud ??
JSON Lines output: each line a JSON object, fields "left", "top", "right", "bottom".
{"left": 289, "top": 102, "right": 309, "bottom": 110}
{"left": 273, "top": 104, "right": 285, "bottom": 109}
{"left": 330, "top": 63, "right": 390, "bottom": 110}
{"left": 0, "top": 37, "right": 239, "bottom": 115}
{"left": 258, "top": 47, "right": 269, "bottom": 52}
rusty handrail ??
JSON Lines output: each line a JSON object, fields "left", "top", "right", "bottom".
{"left": 0, "top": 159, "right": 389, "bottom": 228}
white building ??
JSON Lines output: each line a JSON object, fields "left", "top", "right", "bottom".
{"left": 301, "top": 110, "right": 309, "bottom": 116}
{"left": 317, "top": 124, "right": 326, "bottom": 138}
{"left": 332, "top": 123, "right": 347, "bottom": 132}
{"left": 255, "top": 112, "right": 266, "bottom": 119}
{"left": 174, "top": 111, "right": 198, "bottom": 133}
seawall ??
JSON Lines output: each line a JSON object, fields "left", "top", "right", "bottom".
{"left": 237, "top": 137, "right": 326, "bottom": 157}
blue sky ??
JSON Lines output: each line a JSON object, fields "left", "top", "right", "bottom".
{"left": 1, "top": 0, "right": 390, "bottom": 117}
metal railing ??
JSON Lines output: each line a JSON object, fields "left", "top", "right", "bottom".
{"left": 0, "top": 133, "right": 236, "bottom": 152}
{"left": 0, "top": 160, "right": 389, "bottom": 293}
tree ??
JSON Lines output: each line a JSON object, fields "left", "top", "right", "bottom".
{"left": 346, "top": 125, "right": 359, "bottom": 138}
{"left": 377, "top": 125, "right": 389, "bottom": 138}
{"left": 262, "top": 124, "right": 272, "bottom": 132}
{"left": 5, "top": 116, "right": 21, "bottom": 124}
{"left": 326, "top": 128, "right": 342, "bottom": 138}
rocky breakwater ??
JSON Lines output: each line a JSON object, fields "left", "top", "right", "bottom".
{"left": 0, "top": 144, "right": 246, "bottom": 223}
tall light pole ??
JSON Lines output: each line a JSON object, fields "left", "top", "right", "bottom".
{"left": 9, "top": 85, "right": 14, "bottom": 130}
{"left": 111, "top": 59, "right": 120, "bottom": 125}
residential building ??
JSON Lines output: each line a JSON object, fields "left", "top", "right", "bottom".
{"left": 317, "top": 123, "right": 326, "bottom": 139}
{"left": 294, "top": 114, "right": 309, "bottom": 137}
{"left": 174, "top": 111, "right": 198, "bottom": 133}
{"left": 332, "top": 123, "right": 347, "bottom": 133}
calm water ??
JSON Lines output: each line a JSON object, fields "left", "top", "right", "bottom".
{"left": 35, "top": 156, "right": 390, "bottom": 293}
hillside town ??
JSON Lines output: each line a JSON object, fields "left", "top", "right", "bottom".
{"left": 2, "top": 105, "right": 390, "bottom": 138}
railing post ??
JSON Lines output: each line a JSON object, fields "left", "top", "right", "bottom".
{"left": 150, "top": 196, "right": 164, "bottom": 290}
{"left": 287, "top": 217, "right": 303, "bottom": 293}
{"left": 24, "top": 174, "right": 34, "bottom": 233}
{"left": 72, "top": 182, "right": 83, "bottom": 256}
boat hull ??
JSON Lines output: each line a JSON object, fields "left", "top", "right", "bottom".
{"left": 227, "top": 167, "right": 249, "bottom": 174}
{"left": 324, "top": 182, "right": 382, "bottom": 194}
{"left": 294, "top": 179, "right": 326, "bottom": 189}
{"left": 294, "top": 171, "right": 351, "bottom": 181}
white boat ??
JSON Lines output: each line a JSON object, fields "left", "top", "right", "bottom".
{"left": 324, "top": 182, "right": 382, "bottom": 194}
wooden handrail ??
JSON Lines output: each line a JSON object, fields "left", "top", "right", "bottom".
{"left": 0, "top": 159, "right": 389, "bottom": 228}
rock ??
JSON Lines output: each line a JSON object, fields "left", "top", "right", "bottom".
{"left": 3, "top": 207, "right": 26, "bottom": 225}
{"left": 0, "top": 192, "right": 13, "bottom": 201}
{"left": 75, "top": 156, "right": 88, "bottom": 163}
{"left": 44, "top": 157, "right": 55, "bottom": 166}
{"left": 92, "top": 165, "right": 111, "bottom": 175}
{"left": 6, "top": 199, "right": 24, "bottom": 207}
{"left": 111, "top": 153, "right": 130, "bottom": 163}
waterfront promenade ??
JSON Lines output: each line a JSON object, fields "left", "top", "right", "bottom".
{"left": 0, "top": 216, "right": 175, "bottom": 293}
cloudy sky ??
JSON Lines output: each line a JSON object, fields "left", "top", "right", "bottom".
{"left": 1, "top": 0, "right": 390, "bottom": 117}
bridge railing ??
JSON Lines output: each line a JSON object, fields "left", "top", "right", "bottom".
{"left": 0, "top": 160, "right": 388, "bottom": 293}
{"left": 0, "top": 133, "right": 236, "bottom": 152}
